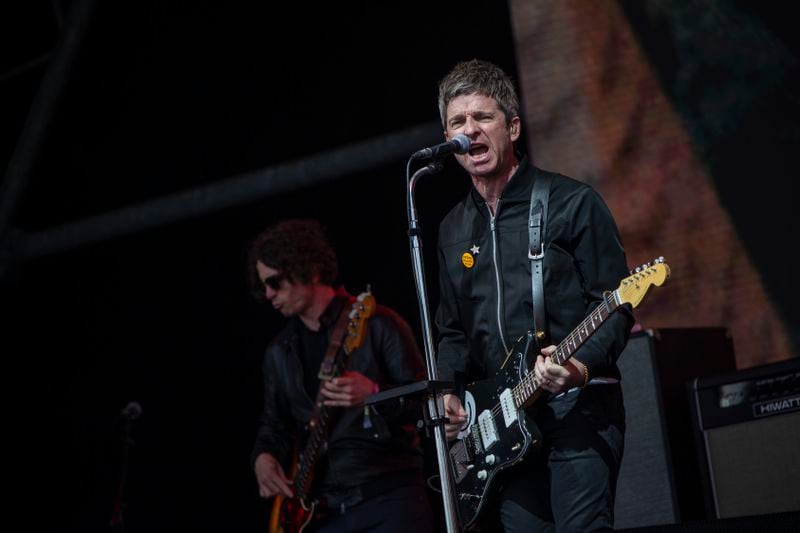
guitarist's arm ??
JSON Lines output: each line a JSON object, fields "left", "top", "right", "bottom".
{"left": 434, "top": 244, "right": 470, "bottom": 386}
{"left": 370, "top": 309, "right": 428, "bottom": 422}
{"left": 569, "top": 187, "right": 635, "bottom": 378}
{"left": 251, "top": 342, "right": 295, "bottom": 499}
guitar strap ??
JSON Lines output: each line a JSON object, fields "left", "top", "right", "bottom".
{"left": 317, "top": 295, "right": 357, "bottom": 381}
{"left": 294, "top": 296, "right": 355, "bottom": 502}
{"left": 528, "top": 172, "right": 552, "bottom": 349}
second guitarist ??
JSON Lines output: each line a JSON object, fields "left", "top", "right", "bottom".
{"left": 249, "top": 219, "right": 434, "bottom": 533}
{"left": 433, "top": 60, "right": 635, "bottom": 531}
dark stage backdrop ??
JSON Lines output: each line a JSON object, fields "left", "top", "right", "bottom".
{"left": 2, "top": 1, "right": 798, "bottom": 532}
{"left": 509, "top": 0, "right": 798, "bottom": 369}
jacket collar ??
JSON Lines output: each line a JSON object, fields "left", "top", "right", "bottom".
{"left": 280, "top": 286, "right": 352, "bottom": 349}
{"left": 319, "top": 286, "right": 352, "bottom": 329}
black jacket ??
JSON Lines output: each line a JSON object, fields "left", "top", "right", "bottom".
{"left": 436, "top": 159, "right": 634, "bottom": 383}
{"left": 251, "top": 290, "right": 426, "bottom": 497}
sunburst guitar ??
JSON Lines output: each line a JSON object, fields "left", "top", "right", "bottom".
{"left": 268, "top": 290, "right": 376, "bottom": 533}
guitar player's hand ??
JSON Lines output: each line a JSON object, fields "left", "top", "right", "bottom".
{"left": 254, "top": 453, "right": 294, "bottom": 499}
{"left": 534, "top": 345, "right": 586, "bottom": 394}
{"left": 442, "top": 393, "right": 467, "bottom": 440}
{"left": 321, "top": 371, "right": 376, "bottom": 407}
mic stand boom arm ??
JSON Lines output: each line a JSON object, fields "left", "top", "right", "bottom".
{"left": 406, "top": 159, "right": 461, "bottom": 532}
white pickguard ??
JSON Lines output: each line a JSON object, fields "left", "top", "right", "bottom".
{"left": 457, "top": 390, "right": 477, "bottom": 440}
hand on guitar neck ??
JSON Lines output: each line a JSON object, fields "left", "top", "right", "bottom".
{"left": 443, "top": 345, "right": 587, "bottom": 440}
{"left": 533, "top": 345, "right": 587, "bottom": 395}
{"left": 319, "top": 371, "right": 378, "bottom": 407}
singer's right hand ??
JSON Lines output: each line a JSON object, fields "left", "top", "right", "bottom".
{"left": 254, "top": 453, "right": 294, "bottom": 499}
{"left": 443, "top": 394, "right": 467, "bottom": 440}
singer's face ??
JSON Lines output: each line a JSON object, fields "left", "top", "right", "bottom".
{"left": 256, "top": 261, "right": 314, "bottom": 318}
{"left": 444, "top": 93, "right": 520, "bottom": 181}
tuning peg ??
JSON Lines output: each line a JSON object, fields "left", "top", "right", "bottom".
{"left": 635, "top": 266, "right": 642, "bottom": 273}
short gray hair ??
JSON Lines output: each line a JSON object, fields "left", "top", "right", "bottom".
{"left": 437, "top": 59, "right": 520, "bottom": 127}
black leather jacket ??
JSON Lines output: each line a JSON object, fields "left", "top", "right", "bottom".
{"left": 436, "top": 159, "right": 634, "bottom": 383}
{"left": 251, "top": 290, "right": 426, "bottom": 498}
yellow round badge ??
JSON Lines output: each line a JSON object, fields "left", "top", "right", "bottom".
{"left": 461, "top": 252, "right": 475, "bottom": 269}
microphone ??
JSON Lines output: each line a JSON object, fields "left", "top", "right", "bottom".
{"left": 412, "top": 134, "right": 470, "bottom": 160}
{"left": 120, "top": 401, "right": 143, "bottom": 421}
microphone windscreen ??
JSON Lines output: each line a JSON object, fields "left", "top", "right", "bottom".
{"left": 452, "top": 134, "right": 470, "bottom": 154}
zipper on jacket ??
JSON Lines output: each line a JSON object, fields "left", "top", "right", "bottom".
{"left": 488, "top": 203, "right": 510, "bottom": 355}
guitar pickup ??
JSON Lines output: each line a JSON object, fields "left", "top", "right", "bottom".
{"left": 499, "top": 389, "right": 518, "bottom": 427}
{"left": 477, "top": 409, "right": 499, "bottom": 450}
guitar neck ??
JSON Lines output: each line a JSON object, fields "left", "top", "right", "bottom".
{"left": 514, "top": 290, "right": 620, "bottom": 406}
{"left": 292, "top": 349, "right": 350, "bottom": 498}
{"left": 288, "top": 291, "right": 377, "bottom": 501}
{"left": 293, "top": 406, "right": 329, "bottom": 498}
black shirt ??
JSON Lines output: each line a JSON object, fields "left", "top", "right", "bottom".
{"left": 297, "top": 296, "right": 346, "bottom": 400}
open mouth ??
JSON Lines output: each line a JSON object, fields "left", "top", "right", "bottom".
{"left": 468, "top": 145, "right": 489, "bottom": 157}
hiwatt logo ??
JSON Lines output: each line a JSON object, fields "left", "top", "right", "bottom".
{"left": 752, "top": 395, "right": 800, "bottom": 418}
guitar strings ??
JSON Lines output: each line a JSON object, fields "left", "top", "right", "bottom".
{"left": 464, "top": 267, "right": 660, "bottom": 446}
{"left": 480, "top": 292, "right": 615, "bottom": 424}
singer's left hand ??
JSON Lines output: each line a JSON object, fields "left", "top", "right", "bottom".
{"left": 534, "top": 346, "right": 585, "bottom": 394}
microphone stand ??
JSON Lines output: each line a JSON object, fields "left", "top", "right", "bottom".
{"left": 110, "top": 402, "right": 141, "bottom": 533}
{"left": 405, "top": 159, "right": 461, "bottom": 532}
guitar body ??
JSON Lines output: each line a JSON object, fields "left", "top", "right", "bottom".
{"left": 266, "top": 290, "right": 377, "bottom": 533}
{"left": 449, "top": 334, "right": 542, "bottom": 529}
{"left": 448, "top": 259, "right": 670, "bottom": 529}
{"left": 268, "top": 451, "right": 318, "bottom": 533}
{"left": 268, "top": 492, "right": 316, "bottom": 533}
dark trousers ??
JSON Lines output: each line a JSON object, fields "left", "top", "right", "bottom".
{"left": 314, "top": 482, "right": 434, "bottom": 533}
{"left": 499, "top": 383, "right": 625, "bottom": 533}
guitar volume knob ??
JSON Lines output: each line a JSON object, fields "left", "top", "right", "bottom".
{"left": 477, "top": 470, "right": 488, "bottom": 481}
{"left": 485, "top": 454, "right": 496, "bottom": 465}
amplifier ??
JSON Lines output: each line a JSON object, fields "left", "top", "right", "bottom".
{"left": 689, "top": 357, "right": 800, "bottom": 519}
{"left": 614, "top": 328, "right": 737, "bottom": 528}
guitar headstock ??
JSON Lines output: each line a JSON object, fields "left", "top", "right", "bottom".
{"left": 343, "top": 287, "right": 377, "bottom": 353}
{"left": 616, "top": 257, "right": 670, "bottom": 309}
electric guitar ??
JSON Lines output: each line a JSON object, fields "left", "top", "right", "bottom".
{"left": 449, "top": 258, "right": 670, "bottom": 529}
{"left": 268, "top": 289, "right": 377, "bottom": 533}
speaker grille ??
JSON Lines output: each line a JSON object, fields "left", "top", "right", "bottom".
{"left": 705, "top": 411, "right": 800, "bottom": 518}
{"left": 615, "top": 333, "right": 679, "bottom": 528}
{"left": 614, "top": 328, "right": 737, "bottom": 528}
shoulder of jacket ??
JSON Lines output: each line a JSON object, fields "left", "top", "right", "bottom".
{"left": 533, "top": 166, "right": 588, "bottom": 192}
{"left": 368, "top": 304, "right": 408, "bottom": 330}
{"left": 266, "top": 322, "right": 299, "bottom": 355}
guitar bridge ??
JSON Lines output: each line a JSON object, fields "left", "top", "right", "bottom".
{"left": 449, "top": 439, "right": 472, "bottom": 483}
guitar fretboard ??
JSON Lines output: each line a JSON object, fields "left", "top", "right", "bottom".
{"left": 512, "top": 290, "right": 620, "bottom": 406}
{"left": 294, "top": 313, "right": 354, "bottom": 499}
{"left": 295, "top": 397, "right": 332, "bottom": 497}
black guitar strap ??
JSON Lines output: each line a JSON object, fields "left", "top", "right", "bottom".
{"left": 528, "top": 173, "right": 552, "bottom": 348}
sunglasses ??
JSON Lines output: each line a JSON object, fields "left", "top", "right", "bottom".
{"left": 262, "top": 274, "right": 285, "bottom": 291}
